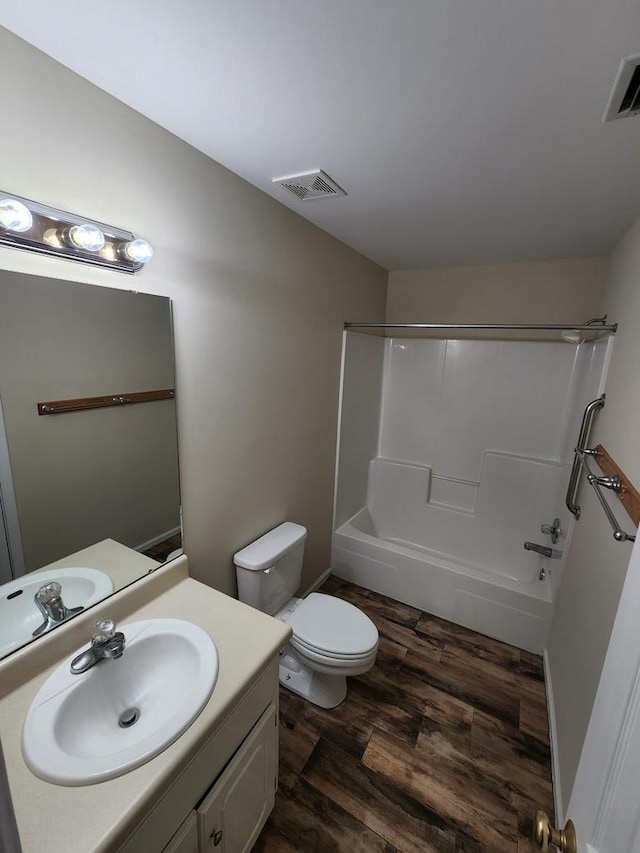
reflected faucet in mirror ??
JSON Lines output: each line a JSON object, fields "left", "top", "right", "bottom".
{"left": 32, "top": 581, "right": 83, "bottom": 637}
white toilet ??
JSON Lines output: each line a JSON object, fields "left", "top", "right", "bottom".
{"left": 234, "top": 521, "right": 378, "bottom": 708}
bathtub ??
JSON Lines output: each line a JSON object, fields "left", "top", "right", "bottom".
{"left": 331, "top": 455, "right": 565, "bottom": 653}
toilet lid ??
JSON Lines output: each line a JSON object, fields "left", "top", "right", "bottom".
{"left": 287, "top": 593, "right": 378, "bottom": 656}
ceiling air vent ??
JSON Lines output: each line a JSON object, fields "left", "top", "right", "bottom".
{"left": 603, "top": 55, "right": 640, "bottom": 121}
{"left": 272, "top": 169, "right": 347, "bottom": 201}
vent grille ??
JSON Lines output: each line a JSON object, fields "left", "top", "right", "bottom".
{"left": 603, "top": 55, "right": 640, "bottom": 122}
{"left": 272, "top": 169, "right": 347, "bottom": 201}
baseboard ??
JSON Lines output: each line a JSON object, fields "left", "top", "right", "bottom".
{"left": 302, "top": 567, "right": 332, "bottom": 597}
{"left": 135, "top": 525, "right": 181, "bottom": 553}
{"left": 544, "top": 648, "right": 564, "bottom": 825}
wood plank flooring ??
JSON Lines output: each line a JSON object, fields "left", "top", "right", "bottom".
{"left": 254, "top": 577, "right": 554, "bottom": 853}
{"left": 141, "top": 532, "right": 182, "bottom": 563}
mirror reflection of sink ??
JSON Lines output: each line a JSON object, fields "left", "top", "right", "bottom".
{"left": 22, "top": 618, "right": 219, "bottom": 785}
{"left": 0, "top": 567, "right": 114, "bottom": 657}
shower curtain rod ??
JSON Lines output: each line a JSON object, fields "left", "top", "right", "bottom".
{"left": 344, "top": 322, "right": 618, "bottom": 332}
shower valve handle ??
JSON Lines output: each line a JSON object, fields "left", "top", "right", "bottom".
{"left": 540, "top": 518, "right": 561, "bottom": 544}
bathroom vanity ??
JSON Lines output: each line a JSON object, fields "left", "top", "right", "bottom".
{"left": 0, "top": 556, "right": 291, "bottom": 853}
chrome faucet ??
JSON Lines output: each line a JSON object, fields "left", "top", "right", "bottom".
{"left": 70, "top": 618, "right": 125, "bottom": 675}
{"left": 32, "top": 582, "right": 83, "bottom": 637}
{"left": 524, "top": 542, "right": 563, "bottom": 559}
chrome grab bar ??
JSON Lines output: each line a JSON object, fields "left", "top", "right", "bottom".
{"left": 566, "top": 395, "right": 606, "bottom": 519}
{"left": 578, "top": 449, "right": 636, "bottom": 543}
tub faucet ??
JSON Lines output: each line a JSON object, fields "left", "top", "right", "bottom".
{"left": 70, "top": 618, "right": 125, "bottom": 674}
{"left": 32, "top": 581, "right": 83, "bottom": 637}
{"left": 524, "top": 542, "right": 563, "bottom": 559}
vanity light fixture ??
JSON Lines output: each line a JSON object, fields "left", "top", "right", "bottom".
{"left": 0, "top": 191, "right": 153, "bottom": 273}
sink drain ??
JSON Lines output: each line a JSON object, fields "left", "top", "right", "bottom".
{"left": 119, "top": 707, "right": 140, "bottom": 729}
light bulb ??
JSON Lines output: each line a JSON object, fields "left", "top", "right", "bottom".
{"left": 0, "top": 198, "right": 33, "bottom": 233}
{"left": 67, "top": 223, "right": 105, "bottom": 252}
{"left": 122, "top": 238, "right": 154, "bottom": 264}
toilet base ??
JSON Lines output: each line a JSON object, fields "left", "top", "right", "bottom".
{"left": 279, "top": 651, "right": 348, "bottom": 709}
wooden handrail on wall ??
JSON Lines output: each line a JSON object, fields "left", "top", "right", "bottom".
{"left": 594, "top": 444, "right": 640, "bottom": 527}
{"left": 37, "top": 388, "right": 175, "bottom": 416}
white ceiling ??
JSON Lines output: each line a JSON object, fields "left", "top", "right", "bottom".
{"left": 2, "top": 1, "right": 640, "bottom": 270}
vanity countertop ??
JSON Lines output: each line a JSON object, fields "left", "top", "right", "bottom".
{"left": 34, "top": 536, "right": 161, "bottom": 591}
{"left": 0, "top": 558, "right": 291, "bottom": 853}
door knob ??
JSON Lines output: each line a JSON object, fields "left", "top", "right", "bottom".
{"left": 210, "top": 828, "right": 223, "bottom": 846}
{"left": 534, "top": 811, "right": 577, "bottom": 853}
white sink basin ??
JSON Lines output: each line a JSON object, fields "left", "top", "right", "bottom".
{"left": 0, "top": 567, "right": 114, "bottom": 657}
{"left": 22, "top": 618, "right": 219, "bottom": 785}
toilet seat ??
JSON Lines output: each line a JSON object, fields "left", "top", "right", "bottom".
{"left": 284, "top": 593, "right": 378, "bottom": 659}
{"left": 291, "top": 634, "right": 376, "bottom": 661}
{"left": 290, "top": 636, "right": 378, "bottom": 668}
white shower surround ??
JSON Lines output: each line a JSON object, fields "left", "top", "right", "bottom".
{"left": 331, "top": 333, "right": 610, "bottom": 652}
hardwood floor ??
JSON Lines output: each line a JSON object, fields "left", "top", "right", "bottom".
{"left": 254, "top": 577, "right": 554, "bottom": 853}
{"left": 141, "top": 532, "right": 182, "bottom": 562}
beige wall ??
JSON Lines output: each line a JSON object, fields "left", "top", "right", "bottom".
{"left": 0, "top": 272, "right": 179, "bottom": 570}
{"left": 0, "top": 29, "right": 387, "bottom": 595}
{"left": 387, "top": 258, "right": 606, "bottom": 334}
{"left": 549, "top": 216, "right": 640, "bottom": 810}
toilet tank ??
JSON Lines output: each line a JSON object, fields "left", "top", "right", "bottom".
{"left": 234, "top": 522, "right": 307, "bottom": 615}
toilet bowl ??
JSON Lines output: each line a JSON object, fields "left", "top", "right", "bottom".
{"left": 234, "top": 522, "right": 378, "bottom": 708}
{"left": 276, "top": 592, "right": 378, "bottom": 706}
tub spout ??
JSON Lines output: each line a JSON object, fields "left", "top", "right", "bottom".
{"left": 524, "top": 542, "right": 562, "bottom": 559}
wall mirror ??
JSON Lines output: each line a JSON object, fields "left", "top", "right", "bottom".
{"left": 0, "top": 270, "right": 181, "bottom": 660}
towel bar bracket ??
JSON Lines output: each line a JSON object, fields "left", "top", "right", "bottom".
{"left": 587, "top": 475, "right": 622, "bottom": 493}
{"left": 579, "top": 449, "right": 636, "bottom": 543}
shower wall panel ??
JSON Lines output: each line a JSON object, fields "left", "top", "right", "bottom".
{"left": 334, "top": 332, "right": 385, "bottom": 528}
{"left": 378, "top": 339, "right": 583, "bottom": 482}
{"left": 378, "top": 339, "right": 445, "bottom": 466}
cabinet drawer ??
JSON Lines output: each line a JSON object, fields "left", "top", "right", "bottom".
{"left": 197, "top": 704, "right": 277, "bottom": 853}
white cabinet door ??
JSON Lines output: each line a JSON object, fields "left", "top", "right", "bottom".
{"left": 163, "top": 811, "right": 198, "bottom": 853}
{"left": 197, "top": 704, "right": 277, "bottom": 853}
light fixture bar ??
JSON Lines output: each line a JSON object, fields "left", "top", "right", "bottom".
{"left": 0, "top": 191, "right": 153, "bottom": 274}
